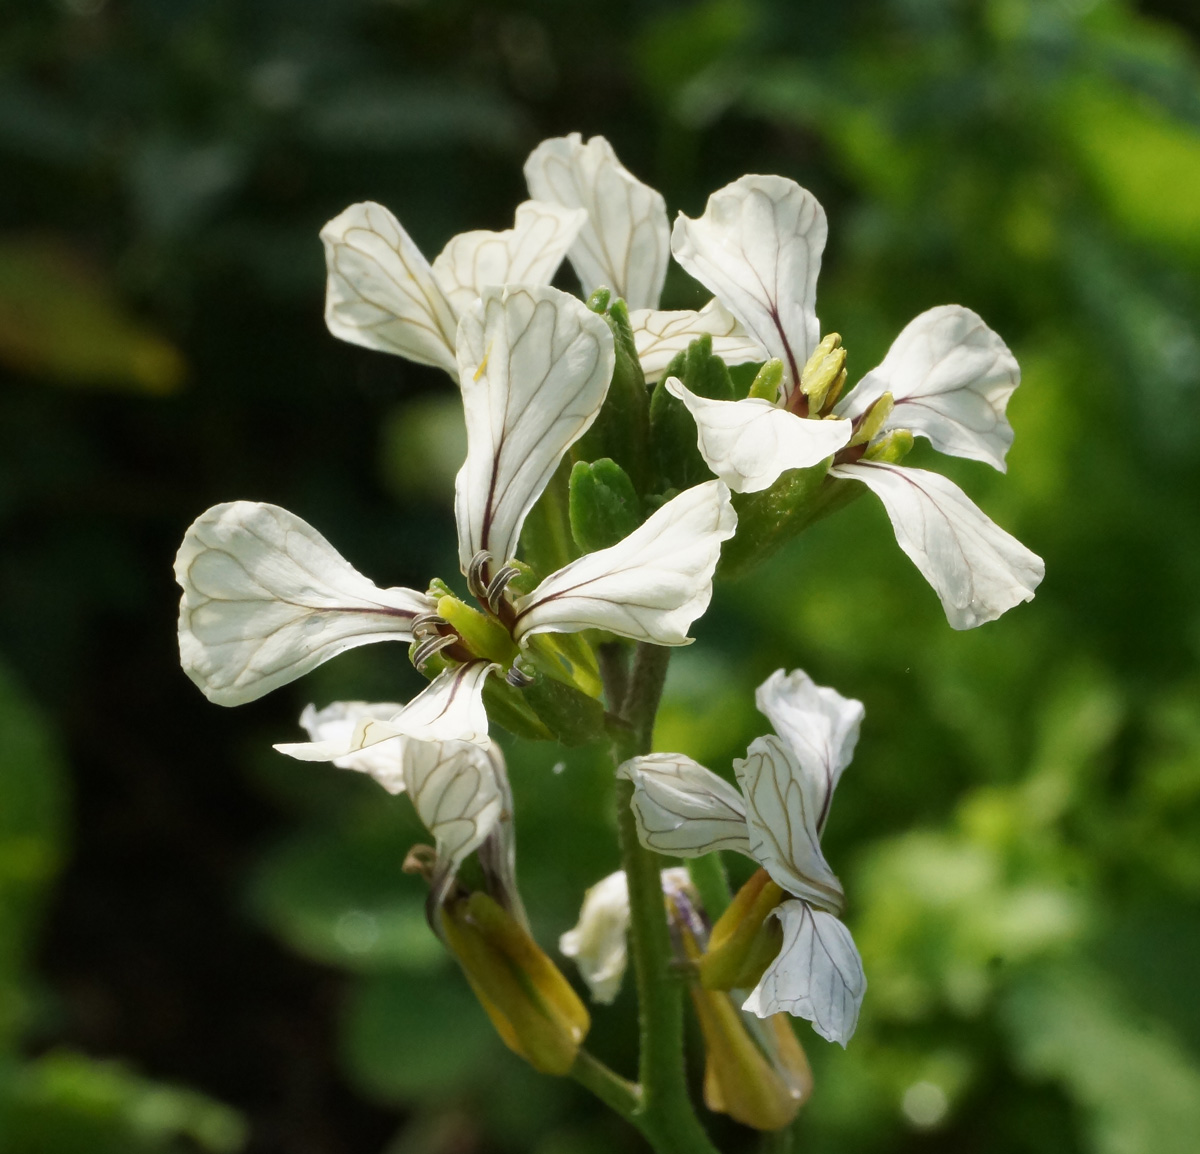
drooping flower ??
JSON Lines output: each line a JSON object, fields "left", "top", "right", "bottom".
{"left": 286, "top": 700, "right": 523, "bottom": 920}
{"left": 655, "top": 173, "right": 1042, "bottom": 628}
{"left": 560, "top": 865, "right": 813, "bottom": 1129}
{"left": 175, "top": 284, "right": 737, "bottom": 751}
{"left": 321, "top": 199, "right": 587, "bottom": 375}
{"left": 619, "top": 668, "right": 867, "bottom": 1046}
{"left": 522, "top": 133, "right": 762, "bottom": 377}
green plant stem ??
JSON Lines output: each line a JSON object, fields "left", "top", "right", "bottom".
{"left": 686, "top": 852, "right": 732, "bottom": 922}
{"left": 570, "top": 1049, "right": 642, "bottom": 1119}
{"left": 606, "top": 642, "right": 721, "bottom": 1154}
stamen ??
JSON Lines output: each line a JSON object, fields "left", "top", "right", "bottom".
{"left": 485, "top": 565, "right": 521, "bottom": 614}
{"left": 505, "top": 662, "right": 534, "bottom": 688}
{"left": 467, "top": 550, "right": 493, "bottom": 601}
{"left": 411, "top": 611, "right": 447, "bottom": 640}
{"left": 412, "top": 632, "right": 459, "bottom": 669}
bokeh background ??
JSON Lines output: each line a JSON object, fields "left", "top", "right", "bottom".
{"left": 4, "top": 0, "right": 1200, "bottom": 1151}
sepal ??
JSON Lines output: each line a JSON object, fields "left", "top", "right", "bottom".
{"left": 699, "top": 867, "right": 786, "bottom": 991}
{"left": 440, "top": 891, "right": 590, "bottom": 1075}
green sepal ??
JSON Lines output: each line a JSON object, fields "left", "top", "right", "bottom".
{"left": 526, "top": 632, "right": 602, "bottom": 699}
{"left": 649, "top": 334, "right": 736, "bottom": 492}
{"left": 483, "top": 676, "right": 554, "bottom": 742}
{"left": 863, "top": 427, "right": 914, "bottom": 463}
{"left": 519, "top": 456, "right": 577, "bottom": 581}
{"left": 569, "top": 458, "right": 642, "bottom": 553}
{"left": 574, "top": 298, "right": 651, "bottom": 493}
{"left": 718, "top": 460, "right": 836, "bottom": 581}
{"left": 747, "top": 358, "right": 785, "bottom": 402}
{"left": 519, "top": 669, "right": 608, "bottom": 747}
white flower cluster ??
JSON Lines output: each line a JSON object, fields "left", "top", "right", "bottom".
{"left": 173, "top": 133, "right": 1045, "bottom": 1055}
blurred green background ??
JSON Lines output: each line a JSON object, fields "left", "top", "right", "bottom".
{"left": 3, "top": 0, "right": 1200, "bottom": 1151}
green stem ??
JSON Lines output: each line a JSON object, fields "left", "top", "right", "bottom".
{"left": 686, "top": 853, "right": 732, "bottom": 923}
{"left": 570, "top": 1049, "right": 642, "bottom": 1119}
{"left": 607, "top": 643, "right": 721, "bottom": 1154}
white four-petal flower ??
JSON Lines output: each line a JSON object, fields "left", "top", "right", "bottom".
{"left": 322, "top": 198, "right": 587, "bottom": 375}
{"left": 176, "top": 284, "right": 737, "bottom": 750}
{"left": 619, "top": 668, "right": 868, "bottom": 1045}
{"left": 278, "top": 699, "right": 524, "bottom": 922}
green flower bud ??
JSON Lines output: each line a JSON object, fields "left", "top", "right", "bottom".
{"left": 520, "top": 458, "right": 578, "bottom": 581}
{"left": 441, "top": 891, "right": 590, "bottom": 1076}
{"left": 569, "top": 458, "right": 642, "bottom": 553}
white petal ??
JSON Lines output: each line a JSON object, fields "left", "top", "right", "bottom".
{"left": 512, "top": 480, "right": 736, "bottom": 646}
{"left": 405, "top": 737, "right": 505, "bottom": 907}
{"left": 454, "top": 284, "right": 615, "bottom": 572}
{"left": 665, "top": 378, "right": 851, "bottom": 494}
{"left": 617, "top": 753, "right": 752, "bottom": 857}
{"left": 630, "top": 299, "right": 765, "bottom": 382}
{"left": 430, "top": 201, "right": 588, "bottom": 314}
{"left": 559, "top": 870, "right": 631, "bottom": 1004}
{"left": 524, "top": 133, "right": 669, "bottom": 310}
{"left": 175, "top": 502, "right": 434, "bottom": 706}
{"left": 297, "top": 701, "right": 408, "bottom": 792}
{"left": 321, "top": 202, "right": 459, "bottom": 373}
{"left": 274, "top": 662, "right": 496, "bottom": 763}
{"left": 755, "top": 669, "right": 863, "bottom": 833}
{"left": 830, "top": 462, "right": 1045, "bottom": 630}
{"left": 672, "top": 175, "right": 826, "bottom": 391}
{"left": 743, "top": 900, "right": 866, "bottom": 1047}
{"left": 836, "top": 306, "right": 1018, "bottom": 471}
{"left": 734, "top": 735, "right": 844, "bottom": 913}
{"left": 474, "top": 742, "right": 527, "bottom": 928}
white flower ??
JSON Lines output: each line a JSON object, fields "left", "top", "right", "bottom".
{"left": 321, "top": 199, "right": 587, "bottom": 375}
{"left": 522, "top": 133, "right": 762, "bottom": 376}
{"left": 280, "top": 700, "right": 524, "bottom": 921}
{"left": 559, "top": 868, "right": 693, "bottom": 1004}
{"left": 619, "top": 668, "right": 868, "bottom": 1045}
{"left": 176, "top": 284, "right": 738, "bottom": 749}
{"left": 647, "top": 173, "right": 1041, "bottom": 628}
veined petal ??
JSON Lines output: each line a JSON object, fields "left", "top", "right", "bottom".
{"left": 455, "top": 284, "right": 615, "bottom": 572}
{"left": 672, "top": 175, "right": 826, "bottom": 391}
{"left": 742, "top": 900, "right": 866, "bottom": 1047}
{"left": 274, "top": 662, "right": 497, "bottom": 763}
{"left": 431, "top": 201, "right": 588, "bottom": 315}
{"left": 734, "top": 736, "right": 844, "bottom": 914}
{"left": 297, "top": 701, "right": 408, "bottom": 792}
{"left": 511, "top": 480, "right": 736, "bottom": 646}
{"left": 630, "top": 300, "right": 764, "bottom": 382}
{"left": 755, "top": 669, "right": 863, "bottom": 834}
{"left": 524, "top": 133, "right": 670, "bottom": 310}
{"left": 830, "top": 462, "right": 1045, "bottom": 630}
{"left": 665, "top": 378, "right": 851, "bottom": 494}
{"left": 175, "top": 502, "right": 434, "bottom": 706}
{"left": 617, "top": 753, "right": 752, "bottom": 857}
{"left": 475, "top": 743, "right": 528, "bottom": 929}
{"left": 405, "top": 737, "right": 505, "bottom": 909}
{"left": 321, "top": 201, "right": 459, "bottom": 374}
{"left": 837, "top": 306, "right": 1018, "bottom": 471}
